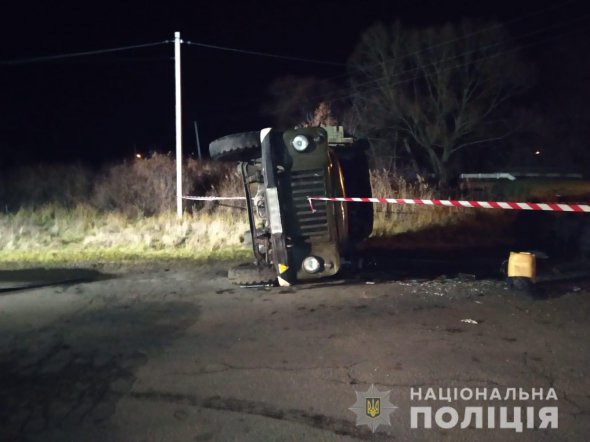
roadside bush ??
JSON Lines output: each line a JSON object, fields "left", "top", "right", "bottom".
{"left": 1, "top": 156, "right": 512, "bottom": 262}
{"left": 199, "top": 165, "right": 244, "bottom": 214}
{"left": 370, "top": 168, "right": 477, "bottom": 235}
{"left": 0, "top": 155, "right": 240, "bottom": 217}
{"left": 0, "top": 155, "right": 485, "bottom": 236}
{"left": 0, "top": 163, "right": 94, "bottom": 211}
{"left": 92, "top": 154, "right": 235, "bottom": 217}
{"left": 370, "top": 169, "right": 434, "bottom": 213}
{"left": 93, "top": 154, "right": 180, "bottom": 216}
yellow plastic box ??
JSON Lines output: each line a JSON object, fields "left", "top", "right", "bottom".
{"left": 507, "top": 252, "right": 536, "bottom": 282}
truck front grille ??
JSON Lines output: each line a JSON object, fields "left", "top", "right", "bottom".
{"left": 290, "top": 169, "right": 329, "bottom": 238}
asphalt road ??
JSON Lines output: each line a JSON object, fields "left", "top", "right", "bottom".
{"left": 1, "top": 261, "right": 589, "bottom": 441}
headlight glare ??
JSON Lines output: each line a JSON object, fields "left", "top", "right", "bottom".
{"left": 292, "top": 135, "right": 310, "bottom": 152}
{"left": 302, "top": 256, "right": 322, "bottom": 273}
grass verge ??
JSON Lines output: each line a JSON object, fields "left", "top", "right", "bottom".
{"left": 0, "top": 169, "right": 511, "bottom": 267}
{"left": 0, "top": 248, "right": 251, "bottom": 268}
{"left": 0, "top": 205, "right": 250, "bottom": 267}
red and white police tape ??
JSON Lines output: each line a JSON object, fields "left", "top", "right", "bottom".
{"left": 183, "top": 196, "right": 246, "bottom": 201}
{"left": 307, "top": 197, "right": 590, "bottom": 213}
{"left": 183, "top": 195, "right": 590, "bottom": 213}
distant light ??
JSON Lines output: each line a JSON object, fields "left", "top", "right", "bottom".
{"left": 136, "top": 153, "right": 142, "bottom": 159}
{"left": 534, "top": 150, "right": 541, "bottom": 155}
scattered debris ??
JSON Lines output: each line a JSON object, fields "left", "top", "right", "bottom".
{"left": 460, "top": 319, "right": 479, "bottom": 325}
{"left": 457, "top": 273, "right": 477, "bottom": 281}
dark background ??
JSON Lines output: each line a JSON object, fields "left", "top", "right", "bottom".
{"left": 0, "top": 0, "right": 587, "bottom": 168}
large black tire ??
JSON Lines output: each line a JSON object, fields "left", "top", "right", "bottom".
{"left": 228, "top": 263, "right": 277, "bottom": 286}
{"left": 336, "top": 147, "right": 373, "bottom": 242}
{"left": 209, "top": 131, "right": 261, "bottom": 162}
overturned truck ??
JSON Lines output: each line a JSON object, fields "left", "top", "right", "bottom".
{"left": 209, "top": 126, "right": 373, "bottom": 286}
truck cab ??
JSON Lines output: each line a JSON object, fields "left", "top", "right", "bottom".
{"left": 209, "top": 126, "right": 373, "bottom": 285}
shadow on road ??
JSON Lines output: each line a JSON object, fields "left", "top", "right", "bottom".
{"left": 358, "top": 246, "right": 508, "bottom": 280}
{"left": 292, "top": 245, "right": 590, "bottom": 301}
{"left": 0, "top": 268, "right": 113, "bottom": 293}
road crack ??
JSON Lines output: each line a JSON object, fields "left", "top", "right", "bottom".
{"left": 128, "top": 389, "right": 394, "bottom": 441}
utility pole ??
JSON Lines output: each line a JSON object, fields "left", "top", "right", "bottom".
{"left": 194, "top": 121, "right": 202, "bottom": 160}
{"left": 175, "top": 31, "right": 183, "bottom": 218}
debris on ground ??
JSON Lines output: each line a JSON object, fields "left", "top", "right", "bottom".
{"left": 457, "top": 273, "right": 477, "bottom": 281}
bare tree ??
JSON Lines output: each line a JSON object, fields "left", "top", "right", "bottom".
{"left": 262, "top": 76, "right": 341, "bottom": 128}
{"left": 349, "top": 20, "right": 532, "bottom": 185}
{"left": 299, "top": 102, "right": 338, "bottom": 128}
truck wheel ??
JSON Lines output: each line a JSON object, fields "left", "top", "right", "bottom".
{"left": 209, "top": 131, "right": 261, "bottom": 161}
{"left": 337, "top": 148, "right": 373, "bottom": 241}
{"left": 228, "top": 263, "right": 277, "bottom": 286}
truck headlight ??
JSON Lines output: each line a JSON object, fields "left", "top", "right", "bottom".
{"left": 302, "top": 256, "right": 322, "bottom": 273}
{"left": 292, "top": 135, "right": 310, "bottom": 152}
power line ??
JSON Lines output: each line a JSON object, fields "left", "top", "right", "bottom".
{"left": 200, "top": 14, "right": 589, "bottom": 120}
{"left": 329, "top": 23, "right": 590, "bottom": 105}
{"left": 184, "top": 40, "right": 345, "bottom": 66}
{"left": 344, "top": 12, "right": 590, "bottom": 99}
{"left": 254, "top": 12, "right": 590, "bottom": 110}
{"left": 0, "top": 41, "right": 170, "bottom": 66}
{"left": 195, "top": 2, "right": 586, "bottom": 119}
{"left": 316, "top": 0, "right": 582, "bottom": 85}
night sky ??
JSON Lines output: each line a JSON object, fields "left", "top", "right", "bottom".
{"left": 0, "top": 0, "right": 587, "bottom": 168}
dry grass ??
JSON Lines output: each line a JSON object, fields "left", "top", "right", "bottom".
{"left": 93, "top": 155, "right": 237, "bottom": 217}
{"left": 370, "top": 169, "right": 478, "bottom": 235}
{"left": 0, "top": 157, "right": 250, "bottom": 265}
{"left": 0, "top": 204, "right": 249, "bottom": 265}
{"left": 0, "top": 159, "right": 503, "bottom": 265}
